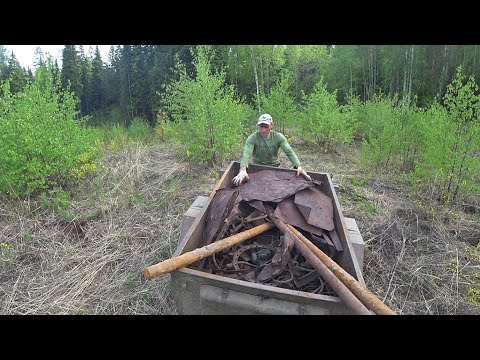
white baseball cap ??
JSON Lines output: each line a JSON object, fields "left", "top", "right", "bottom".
{"left": 257, "top": 114, "right": 273, "bottom": 126}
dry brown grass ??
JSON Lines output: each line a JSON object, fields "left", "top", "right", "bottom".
{"left": 0, "top": 142, "right": 216, "bottom": 314}
{"left": 1, "top": 139, "right": 479, "bottom": 315}
{"left": 294, "top": 142, "right": 480, "bottom": 315}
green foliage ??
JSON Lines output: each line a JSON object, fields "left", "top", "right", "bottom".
{"left": 93, "top": 123, "right": 128, "bottom": 151}
{"left": 359, "top": 198, "right": 377, "bottom": 214}
{"left": 440, "top": 67, "right": 480, "bottom": 201}
{"left": 455, "top": 244, "right": 480, "bottom": 305}
{"left": 299, "top": 79, "right": 356, "bottom": 151}
{"left": 5, "top": 45, "right": 480, "bottom": 132}
{"left": 93, "top": 120, "right": 152, "bottom": 152}
{"left": 0, "top": 241, "right": 14, "bottom": 263}
{"left": 109, "top": 107, "right": 124, "bottom": 124}
{"left": 161, "top": 45, "right": 251, "bottom": 166}
{"left": 340, "top": 176, "right": 377, "bottom": 214}
{"left": 285, "top": 45, "right": 331, "bottom": 102}
{"left": 357, "top": 93, "right": 398, "bottom": 141}
{"left": 325, "top": 45, "right": 359, "bottom": 104}
{"left": 127, "top": 117, "right": 152, "bottom": 142}
{"left": 1, "top": 51, "right": 30, "bottom": 94}
{"left": 413, "top": 67, "right": 480, "bottom": 203}
{"left": 351, "top": 175, "right": 370, "bottom": 187}
{"left": 0, "top": 45, "right": 7, "bottom": 74}
{"left": 343, "top": 91, "right": 363, "bottom": 120}
{"left": 224, "top": 45, "right": 288, "bottom": 105}
{"left": 0, "top": 64, "right": 101, "bottom": 196}
{"left": 86, "top": 107, "right": 125, "bottom": 127}
{"left": 410, "top": 102, "right": 452, "bottom": 196}
{"left": 360, "top": 97, "right": 428, "bottom": 174}
{"left": 40, "top": 187, "right": 73, "bottom": 221}
{"left": 359, "top": 67, "right": 480, "bottom": 204}
{"left": 259, "top": 70, "right": 299, "bottom": 135}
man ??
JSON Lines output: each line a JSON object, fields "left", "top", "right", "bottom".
{"left": 233, "top": 114, "right": 311, "bottom": 186}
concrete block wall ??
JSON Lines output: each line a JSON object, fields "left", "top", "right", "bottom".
{"left": 344, "top": 217, "right": 365, "bottom": 274}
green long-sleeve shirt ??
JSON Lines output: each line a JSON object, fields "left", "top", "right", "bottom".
{"left": 239, "top": 131, "right": 301, "bottom": 168}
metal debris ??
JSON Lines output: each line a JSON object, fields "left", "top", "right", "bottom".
{"left": 195, "top": 170, "right": 343, "bottom": 296}
{"left": 202, "top": 188, "right": 239, "bottom": 247}
{"left": 239, "top": 169, "right": 312, "bottom": 202}
{"left": 294, "top": 187, "right": 335, "bottom": 231}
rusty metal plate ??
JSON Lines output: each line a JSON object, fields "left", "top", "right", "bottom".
{"left": 202, "top": 188, "right": 239, "bottom": 247}
{"left": 274, "top": 196, "right": 327, "bottom": 238}
{"left": 328, "top": 229, "right": 343, "bottom": 252}
{"left": 294, "top": 187, "right": 334, "bottom": 231}
{"left": 239, "top": 169, "right": 312, "bottom": 203}
{"left": 274, "top": 196, "right": 341, "bottom": 252}
{"left": 244, "top": 200, "right": 266, "bottom": 214}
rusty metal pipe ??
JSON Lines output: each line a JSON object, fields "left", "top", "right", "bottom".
{"left": 287, "top": 224, "right": 396, "bottom": 315}
{"left": 265, "top": 207, "right": 372, "bottom": 315}
{"left": 144, "top": 222, "right": 275, "bottom": 280}
{"left": 292, "top": 234, "right": 372, "bottom": 315}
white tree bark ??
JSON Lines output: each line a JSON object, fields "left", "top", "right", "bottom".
{"left": 407, "top": 45, "right": 414, "bottom": 104}
{"left": 250, "top": 46, "right": 261, "bottom": 113}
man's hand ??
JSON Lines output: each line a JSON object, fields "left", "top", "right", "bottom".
{"left": 233, "top": 169, "right": 249, "bottom": 186}
{"left": 296, "top": 165, "right": 312, "bottom": 181}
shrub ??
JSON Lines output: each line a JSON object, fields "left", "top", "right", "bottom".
{"left": 127, "top": 117, "right": 152, "bottom": 142}
{"left": 162, "top": 45, "right": 250, "bottom": 166}
{"left": 300, "top": 79, "right": 356, "bottom": 151}
{"left": 0, "top": 64, "right": 100, "bottom": 196}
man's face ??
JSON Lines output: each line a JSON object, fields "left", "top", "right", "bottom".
{"left": 258, "top": 123, "right": 273, "bottom": 138}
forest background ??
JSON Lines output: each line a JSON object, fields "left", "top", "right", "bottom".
{"left": 0, "top": 45, "right": 479, "bottom": 314}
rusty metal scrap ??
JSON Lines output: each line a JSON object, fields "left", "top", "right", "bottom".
{"left": 195, "top": 170, "right": 346, "bottom": 297}
{"left": 239, "top": 169, "right": 313, "bottom": 203}
{"left": 327, "top": 228, "right": 343, "bottom": 252}
{"left": 202, "top": 234, "right": 335, "bottom": 295}
{"left": 265, "top": 205, "right": 372, "bottom": 315}
{"left": 239, "top": 199, "right": 266, "bottom": 215}
{"left": 274, "top": 196, "right": 328, "bottom": 238}
{"left": 144, "top": 223, "right": 275, "bottom": 279}
{"left": 294, "top": 186, "right": 335, "bottom": 231}
{"left": 256, "top": 232, "right": 295, "bottom": 282}
{"left": 197, "top": 198, "right": 339, "bottom": 295}
{"left": 274, "top": 196, "right": 339, "bottom": 254}
{"left": 202, "top": 188, "right": 239, "bottom": 247}
{"left": 287, "top": 224, "right": 396, "bottom": 315}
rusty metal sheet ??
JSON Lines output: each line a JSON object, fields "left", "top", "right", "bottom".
{"left": 294, "top": 187, "right": 334, "bottom": 231}
{"left": 202, "top": 188, "right": 239, "bottom": 247}
{"left": 275, "top": 196, "right": 341, "bottom": 252}
{"left": 239, "top": 169, "right": 312, "bottom": 203}
{"left": 243, "top": 200, "right": 266, "bottom": 214}
{"left": 327, "top": 229, "right": 343, "bottom": 252}
{"left": 310, "top": 233, "right": 334, "bottom": 251}
{"left": 256, "top": 232, "right": 295, "bottom": 282}
{"left": 274, "top": 196, "right": 328, "bottom": 238}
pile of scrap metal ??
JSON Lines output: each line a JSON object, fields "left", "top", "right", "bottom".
{"left": 194, "top": 169, "right": 344, "bottom": 295}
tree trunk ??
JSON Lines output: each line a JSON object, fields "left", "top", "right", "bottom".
{"left": 407, "top": 45, "right": 414, "bottom": 104}
{"left": 441, "top": 45, "right": 449, "bottom": 96}
{"left": 474, "top": 45, "right": 477, "bottom": 69}
{"left": 250, "top": 46, "right": 261, "bottom": 113}
{"left": 403, "top": 47, "right": 408, "bottom": 103}
{"left": 350, "top": 63, "right": 353, "bottom": 95}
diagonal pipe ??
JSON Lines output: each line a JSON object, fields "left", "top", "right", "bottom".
{"left": 265, "top": 205, "right": 372, "bottom": 315}
{"left": 144, "top": 222, "right": 274, "bottom": 279}
{"left": 287, "top": 224, "right": 396, "bottom": 315}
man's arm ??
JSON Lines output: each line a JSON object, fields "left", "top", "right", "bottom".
{"left": 279, "top": 134, "right": 311, "bottom": 180}
{"left": 278, "top": 133, "right": 300, "bottom": 167}
{"left": 234, "top": 134, "right": 255, "bottom": 186}
{"left": 239, "top": 134, "right": 255, "bottom": 169}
